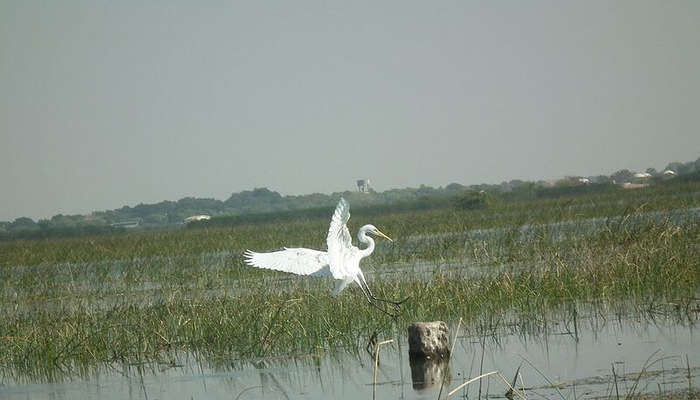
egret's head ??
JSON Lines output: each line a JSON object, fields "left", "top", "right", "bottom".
{"left": 361, "top": 224, "right": 393, "bottom": 242}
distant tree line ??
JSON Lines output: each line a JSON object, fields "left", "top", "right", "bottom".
{"left": 1, "top": 156, "right": 698, "bottom": 240}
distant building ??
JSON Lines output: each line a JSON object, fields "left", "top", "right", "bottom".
{"left": 622, "top": 182, "right": 648, "bottom": 189}
{"left": 663, "top": 170, "right": 676, "bottom": 176}
{"left": 184, "top": 215, "right": 211, "bottom": 223}
{"left": 110, "top": 219, "right": 141, "bottom": 228}
{"left": 557, "top": 176, "right": 590, "bottom": 186}
{"left": 356, "top": 179, "right": 371, "bottom": 193}
{"left": 633, "top": 172, "right": 652, "bottom": 179}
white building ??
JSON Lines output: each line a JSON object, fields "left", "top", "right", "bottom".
{"left": 110, "top": 219, "right": 141, "bottom": 228}
{"left": 184, "top": 215, "right": 211, "bottom": 223}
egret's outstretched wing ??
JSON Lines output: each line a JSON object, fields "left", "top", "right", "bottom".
{"left": 243, "top": 248, "right": 331, "bottom": 277}
{"left": 327, "top": 198, "right": 353, "bottom": 277}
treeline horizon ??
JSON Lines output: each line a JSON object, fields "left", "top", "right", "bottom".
{"left": 1, "top": 156, "right": 698, "bottom": 241}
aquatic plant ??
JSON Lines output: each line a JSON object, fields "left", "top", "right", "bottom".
{"left": 0, "top": 180, "right": 698, "bottom": 381}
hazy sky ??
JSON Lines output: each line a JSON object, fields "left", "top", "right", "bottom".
{"left": 1, "top": 1, "right": 699, "bottom": 221}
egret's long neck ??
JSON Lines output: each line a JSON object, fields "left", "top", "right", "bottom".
{"left": 358, "top": 230, "right": 375, "bottom": 259}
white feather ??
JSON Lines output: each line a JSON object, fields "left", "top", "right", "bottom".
{"left": 243, "top": 247, "right": 331, "bottom": 277}
{"left": 326, "top": 197, "right": 353, "bottom": 278}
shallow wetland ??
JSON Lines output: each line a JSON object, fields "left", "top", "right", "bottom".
{"left": 1, "top": 182, "right": 698, "bottom": 399}
{"left": 1, "top": 303, "right": 698, "bottom": 399}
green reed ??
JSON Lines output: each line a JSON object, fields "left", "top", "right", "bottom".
{"left": 1, "top": 180, "right": 698, "bottom": 268}
{"left": 0, "top": 214, "right": 697, "bottom": 381}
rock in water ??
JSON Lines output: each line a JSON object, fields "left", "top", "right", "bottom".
{"left": 407, "top": 321, "right": 450, "bottom": 359}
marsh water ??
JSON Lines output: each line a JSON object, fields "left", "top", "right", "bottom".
{"left": 1, "top": 304, "right": 698, "bottom": 400}
{"left": 1, "top": 207, "right": 698, "bottom": 399}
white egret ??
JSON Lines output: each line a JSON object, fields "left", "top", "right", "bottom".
{"left": 243, "top": 197, "right": 407, "bottom": 316}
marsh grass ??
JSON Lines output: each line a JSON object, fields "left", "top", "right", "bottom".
{"left": 1, "top": 219, "right": 697, "bottom": 381}
{"left": 1, "top": 180, "right": 698, "bottom": 268}
{"left": 0, "top": 181, "right": 698, "bottom": 381}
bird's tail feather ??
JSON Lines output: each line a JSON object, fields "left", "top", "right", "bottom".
{"left": 332, "top": 279, "right": 349, "bottom": 297}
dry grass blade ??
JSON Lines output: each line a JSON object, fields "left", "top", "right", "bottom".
{"left": 497, "top": 372, "right": 528, "bottom": 400}
{"left": 372, "top": 339, "right": 394, "bottom": 400}
{"left": 447, "top": 371, "right": 498, "bottom": 397}
{"left": 438, "top": 317, "right": 463, "bottom": 399}
{"left": 519, "top": 355, "right": 567, "bottom": 400}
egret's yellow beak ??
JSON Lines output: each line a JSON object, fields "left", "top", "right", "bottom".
{"left": 373, "top": 229, "right": 393, "bottom": 242}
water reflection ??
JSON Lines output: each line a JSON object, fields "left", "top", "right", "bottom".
{"left": 408, "top": 356, "right": 449, "bottom": 392}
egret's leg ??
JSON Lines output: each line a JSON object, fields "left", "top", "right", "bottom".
{"left": 355, "top": 276, "right": 400, "bottom": 318}
{"left": 356, "top": 279, "right": 373, "bottom": 303}
{"left": 357, "top": 270, "right": 410, "bottom": 306}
